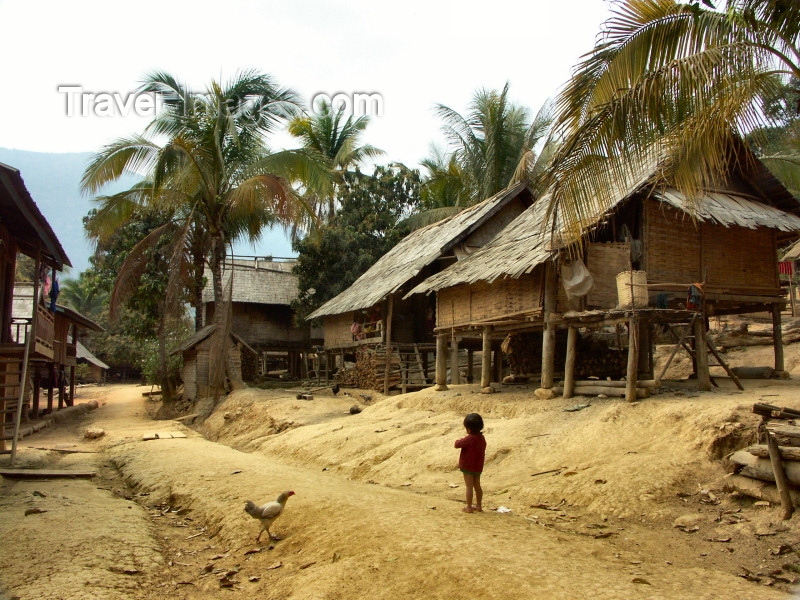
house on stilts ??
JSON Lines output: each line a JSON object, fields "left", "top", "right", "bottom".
{"left": 13, "top": 282, "right": 103, "bottom": 414}
{"left": 0, "top": 161, "right": 71, "bottom": 461}
{"left": 308, "top": 182, "right": 534, "bottom": 393}
{"left": 408, "top": 139, "right": 800, "bottom": 401}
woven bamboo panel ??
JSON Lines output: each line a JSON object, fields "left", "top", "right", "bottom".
{"left": 703, "top": 224, "right": 778, "bottom": 291}
{"left": 438, "top": 274, "right": 542, "bottom": 328}
{"left": 645, "top": 202, "right": 701, "bottom": 283}
{"left": 586, "top": 242, "right": 631, "bottom": 308}
{"left": 324, "top": 313, "right": 353, "bottom": 347}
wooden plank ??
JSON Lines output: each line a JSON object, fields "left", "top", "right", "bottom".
{"left": 0, "top": 468, "right": 96, "bottom": 479}
{"left": 766, "top": 423, "right": 800, "bottom": 439}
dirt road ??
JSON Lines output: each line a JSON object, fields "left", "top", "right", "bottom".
{"left": 0, "top": 382, "right": 797, "bottom": 599}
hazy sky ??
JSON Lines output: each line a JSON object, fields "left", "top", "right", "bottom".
{"left": 0, "top": 0, "right": 614, "bottom": 263}
{"left": 1, "top": 0, "right": 612, "bottom": 166}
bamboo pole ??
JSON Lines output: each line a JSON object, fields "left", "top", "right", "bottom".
{"left": 563, "top": 327, "right": 577, "bottom": 398}
{"left": 767, "top": 432, "right": 794, "bottom": 520}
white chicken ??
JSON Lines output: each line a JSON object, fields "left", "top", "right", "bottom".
{"left": 244, "top": 490, "right": 295, "bottom": 542}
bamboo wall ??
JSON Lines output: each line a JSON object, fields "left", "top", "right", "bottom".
{"left": 645, "top": 200, "right": 779, "bottom": 293}
{"left": 437, "top": 273, "right": 543, "bottom": 329}
{"left": 324, "top": 312, "right": 356, "bottom": 348}
{"left": 586, "top": 242, "right": 632, "bottom": 309}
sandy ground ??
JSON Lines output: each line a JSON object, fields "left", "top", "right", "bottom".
{"left": 1, "top": 340, "right": 800, "bottom": 599}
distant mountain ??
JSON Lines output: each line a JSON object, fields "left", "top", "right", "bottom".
{"left": 0, "top": 147, "right": 295, "bottom": 276}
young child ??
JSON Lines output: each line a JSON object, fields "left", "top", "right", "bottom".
{"left": 454, "top": 413, "right": 487, "bottom": 513}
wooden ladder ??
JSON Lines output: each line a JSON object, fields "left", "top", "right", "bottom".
{"left": 656, "top": 313, "right": 743, "bottom": 390}
{"left": 0, "top": 341, "right": 30, "bottom": 461}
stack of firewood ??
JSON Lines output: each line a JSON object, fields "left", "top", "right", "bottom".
{"left": 332, "top": 346, "right": 401, "bottom": 390}
{"left": 726, "top": 403, "right": 800, "bottom": 519}
{"left": 503, "top": 331, "right": 627, "bottom": 380}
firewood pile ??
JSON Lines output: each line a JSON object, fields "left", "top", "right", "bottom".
{"left": 503, "top": 332, "right": 626, "bottom": 379}
{"left": 726, "top": 403, "right": 800, "bottom": 519}
{"left": 333, "top": 345, "right": 402, "bottom": 391}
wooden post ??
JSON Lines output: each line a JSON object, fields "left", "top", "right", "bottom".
{"left": 767, "top": 432, "right": 794, "bottom": 520}
{"left": 467, "top": 348, "right": 474, "bottom": 384}
{"left": 772, "top": 304, "right": 785, "bottom": 373}
{"left": 637, "top": 321, "right": 651, "bottom": 378}
{"left": 563, "top": 326, "right": 577, "bottom": 398}
{"left": 481, "top": 326, "right": 492, "bottom": 390}
{"left": 383, "top": 296, "right": 394, "bottom": 396}
{"left": 693, "top": 316, "right": 712, "bottom": 391}
{"left": 540, "top": 261, "right": 558, "bottom": 390}
{"left": 32, "top": 366, "right": 40, "bottom": 418}
{"left": 47, "top": 363, "right": 54, "bottom": 413}
{"left": 493, "top": 343, "right": 502, "bottom": 383}
{"left": 68, "top": 364, "right": 76, "bottom": 406}
{"left": 450, "top": 331, "right": 460, "bottom": 385}
{"left": 435, "top": 332, "right": 448, "bottom": 391}
{"left": 625, "top": 317, "right": 639, "bottom": 402}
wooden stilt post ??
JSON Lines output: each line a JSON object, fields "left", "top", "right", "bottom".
{"left": 32, "top": 366, "right": 40, "bottom": 418}
{"left": 68, "top": 364, "right": 76, "bottom": 406}
{"left": 450, "top": 330, "right": 460, "bottom": 385}
{"left": 563, "top": 326, "right": 577, "bottom": 399}
{"left": 693, "top": 316, "right": 712, "bottom": 391}
{"left": 625, "top": 317, "right": 639, "bottom": 402}
{"left": 467, "top": 348, "right": 474, "bottom": 384}
{"left": 772, "top": 304, "right": 785, "bottom": 373}
{"left": 383, "top": 296, "right": 394, "bottom": 396}
{"left": 435, "top": 332, "right": 448, "bottom": 391}
{"left": 481, "top": 326, "right": 492, "bottom": 391}
{"left": 539, "top": 261, "right": 557, "bottom": 393}
{"left": 493, "top": 343, "right": 502, "bottom": 383}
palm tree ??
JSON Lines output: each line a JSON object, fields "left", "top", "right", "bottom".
{"left": 59, "top": 272, "right": 106, "bottom": 319}
{"left": 406, "top": 84, "right": 552, "bottom": 230}
{"left": 288, "top": 99, "right": 384, "bottom": 222}
{"left": 543, "top": 0, "right": 800, "bottom": 242}
{"left": 431, "top": 83, "right": 553, "bottom": 204}
{"left": 82, "top": 70, "right": 330, "bottom": 393}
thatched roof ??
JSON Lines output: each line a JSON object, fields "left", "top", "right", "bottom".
{"left": 173, "top": 323, "right": 256, "bottom": 355}
{"left": 202, "top": 258, "right": 298, "bottom": 306}
{"left": 308, "top": 182, "right": 530, "bottom": 319}
{"left": 0, "top": 162, "right": 70, "bottom": 269}
{"left": 409, "top": 177, "right": 800, "bottom": 298}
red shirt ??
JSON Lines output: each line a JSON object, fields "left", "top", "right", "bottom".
{"left": 454, "top": 433, "right": 486, "bottom": 473}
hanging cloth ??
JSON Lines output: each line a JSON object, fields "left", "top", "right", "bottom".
{"left": 49, "top": 275, "right": 60, "bottom": 311}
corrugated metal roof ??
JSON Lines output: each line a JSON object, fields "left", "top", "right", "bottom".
{"left": 0, "top": 162, "right": 71, "bottom": 269}
{"left": 76, "top": 341, "right": 109, "bottom": 370}
{"left": 202, "top": 258, "right": 299, "bottom": 306}
{"left": 307, "top": 182, "right": 529, "bottom": 319}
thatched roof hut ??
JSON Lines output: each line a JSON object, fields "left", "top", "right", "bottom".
{"left": 309, "top": 182, "right": 533, "bottom": 350}
{"left": 408, "top": 141, "right": 800, "bottom": 398}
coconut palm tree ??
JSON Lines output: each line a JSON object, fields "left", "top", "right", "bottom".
{"left": 406, "top": 84, "right": 552, "bottom": 230}
{"left": 431, "top": 83, "right": 553, "bottom": 204}
{"left": 59, "top": 272, "right": 106, "bottom": 319}
{"left": 543, "top": 0, "right": 800, "bottom": 242}
{"left": 288, "top": 98, "right": 384, "bottom": 222}
{"left": 82, "top": 70, "right": 331, "bottom": 393}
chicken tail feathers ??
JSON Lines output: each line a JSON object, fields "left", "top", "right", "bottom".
{"left": 244, "top": 500, "right": 260, "bottom": 518}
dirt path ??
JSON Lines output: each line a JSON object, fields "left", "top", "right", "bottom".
{"left": 1, "top": 382, "right": 796, "bottom": 599}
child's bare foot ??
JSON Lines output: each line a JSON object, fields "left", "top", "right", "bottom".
{"left": 462, "top": 506, "right": 474, "bottom": 513}
{"left": 474, "top": 507, "right": 483, "bottom": 512}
